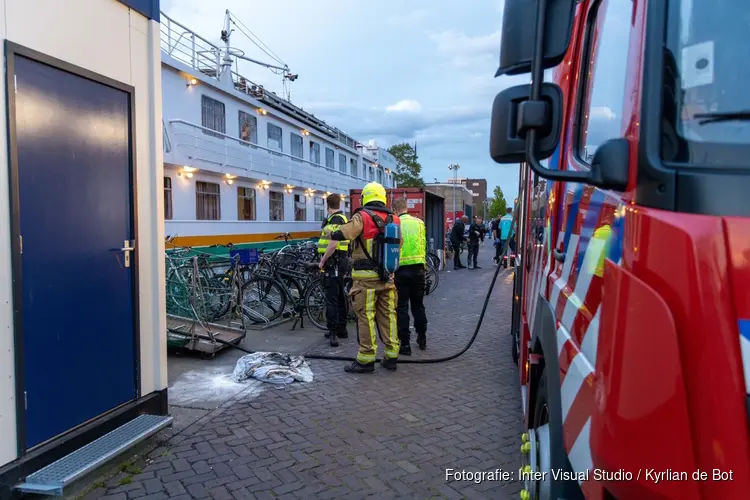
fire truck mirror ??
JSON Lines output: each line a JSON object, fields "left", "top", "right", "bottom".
{"left": 490, "top": 83, "right": 562, "bottom": 164}
{"left": 494, "top": 0, "right": 576, "bottom": 77}
{"left": 589, "top": 138, "right": 630, "bottom": 191}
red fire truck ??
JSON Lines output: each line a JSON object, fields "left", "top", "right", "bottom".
{"left": 490, "top": 0, "right": 750, "bottom": 499}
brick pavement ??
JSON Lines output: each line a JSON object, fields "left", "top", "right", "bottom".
{"left": 99, "top": 247, "right": 524, "bottom": 499}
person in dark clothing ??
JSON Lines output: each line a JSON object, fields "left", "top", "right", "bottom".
{"left": 450, "top": 216, "right": 468, "bottom": 270}
{"left": 468, "top": 216, "right": 482, "bottom": 269}
{"left": 479, "top": 218, "right": 486, "bottom": 247}
{"left": 491, "top": 215, "right": 502, "bottom": 264}
{"left": 317, "top": 193, "right": 350, "bottom": 347}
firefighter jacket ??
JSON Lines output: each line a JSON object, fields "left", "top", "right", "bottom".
{"left": 330, "top": 206, "right": 401, "bottom": 280}
{"left": 399, "top": 214, "right": 426, "bottom": 266}
{"left": 317, "top": 211, "right": 349, "bottom": 254}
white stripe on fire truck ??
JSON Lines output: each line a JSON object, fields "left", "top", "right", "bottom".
{"left": 560, "top": 238, "right": 606, "bottom": 332}
{"left": 581, "top": 308, "right": 600, "bottom": 366}
{"left": 559, "top": 337, "right": 594, "bottom": 421}
{"left": 549, "top": 234, "right": 579, "bottom": 309}
{"left": 556, "top": 325, "right": 567, "bottom": 355}
{"left": 739, "top": 331, "right": 750, "bottom": 394}
{"left": 568, "top": 417, "right": 593, "bottom": 483}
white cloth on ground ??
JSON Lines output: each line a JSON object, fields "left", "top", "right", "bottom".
{"left": 231, "top": 352, "right": 313, "bottom": 385}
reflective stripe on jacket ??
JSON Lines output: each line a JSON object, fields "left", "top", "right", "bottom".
{"left": 399, "top": 214, "right": 426, "bottom": 266}
{"left": 318, "top": 212, "right": 349, "bottom": 254}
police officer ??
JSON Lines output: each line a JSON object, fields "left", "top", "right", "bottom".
{"left": 319, "top": 182, "right": 401, "bottom": 373}
{"left": 317, "top": 193, "right": 350, "bottom": 347}
{"left": 391, "top": 198, "right": 428, "bottom": 354}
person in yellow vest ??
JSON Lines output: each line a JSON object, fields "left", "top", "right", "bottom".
{"left": 319, "top": 182, "right": 402, "bottom": 373}
{"left": 317, "top": 193, "right": 350, "bottom": 347}
{"left": 391, "top": 198, "right": 428, "bottom": 354}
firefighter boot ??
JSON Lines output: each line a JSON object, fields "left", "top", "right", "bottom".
{"left": 381, "top": 357, "right": 397, "bottom": 371}
{"left": 344, "top": 360, "right": 374, "bottom": 373}
{"left": 329, "top": 332, "right": 339, "bottom": 347}
{"left": 417, "top": 333, "right": 426, "bottom": 350}
{"left": 400, "top": 343, "right": 412, "bottom": 356}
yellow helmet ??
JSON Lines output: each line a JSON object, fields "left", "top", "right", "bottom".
{"left": 361, "top": 182, "right": 386, "bottom": 206}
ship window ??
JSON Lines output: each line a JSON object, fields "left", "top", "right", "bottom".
{"left": 314, "top": 196, "right": 325, "bottom": 221}
{"left": 325, "top": 147, "right": 334, "bottom": 169}
{"left": 267, "top": 123, "right": 283, "bottom": 153}
{"left": 344, "top": 200, "right": 351, "bottom": 219}
{"left": 201, "top": 96, "right": 225, "bottom": 138}
{"left": 238, "top": 111, "right": 257, "bottom": 145}
{"left": 237, "top": 187, "right": 256, "bottom": 221}
{"left": 269, "top": 191, "right": 284, "bottom": 221}
{"left": 164, "top": 177, "right": 172, "bottom": 220}
{"left": 339, "top": 153, "right": 347, "bottom": 173}
{"left": 576, "top": 0, "right": 631, "bottom": 165}
{"left": 196, "top": 181, "right": 221, "bottom": 220}
{"left": 310, "top": 141, "right": 321, "bottom": 165}
{"left": 350, "top": 158, "right": 357, "bottom": 177}
{"left": 377, "top": 168, "right": 383, "bottom": 184}
{"left": 290, "top": 133, "right": 303, "bottom": 161}
{"left": 294, "top": 193, "right": 306, "bottom": 221}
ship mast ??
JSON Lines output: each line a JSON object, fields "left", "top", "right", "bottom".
{"left": 220, "top": 10, "right": 298, "bottom": 101}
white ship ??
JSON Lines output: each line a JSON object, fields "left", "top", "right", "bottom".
{"left": 159, "top": 9, "right": 398, "bottom": 248}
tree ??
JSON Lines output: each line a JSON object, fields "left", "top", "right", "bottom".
{"left": 488, "top": 186, "right": 507, "bottom": 219}
{"left": 387, "top": 143, "right": 425, "bottom": 188}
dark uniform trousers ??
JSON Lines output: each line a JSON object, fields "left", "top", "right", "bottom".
{"left": 324, "top": 254, "right": 349, "bottom": 336}
{"left": 394, "top": 264, "right": 428, "bottom": 345}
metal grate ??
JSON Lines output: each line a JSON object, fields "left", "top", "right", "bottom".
{"left": 16, "top": 414, "right": 172, "bottom": 496}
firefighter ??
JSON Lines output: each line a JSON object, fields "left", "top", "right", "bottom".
{"left": 319, "top": 182, "right": 402, "bottom": 373}
{"left": 391, "top": 197, "right": 428, "bottom": 354}
{"left": 317, "top": 193, "right": 350, "bottom": 347}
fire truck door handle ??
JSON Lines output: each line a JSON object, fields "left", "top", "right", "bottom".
{"left": 525, "top": 247, "right": 531, "bottom": 271}
{"left": 553, "top": 249, "right": 565, "bottom": 263}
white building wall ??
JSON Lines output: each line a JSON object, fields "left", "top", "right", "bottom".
{"left": 0, "top": 0, "right": 165, "bottom": 467}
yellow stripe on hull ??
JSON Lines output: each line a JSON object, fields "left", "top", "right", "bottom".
{"left": 168, "top": 231, "right": 320, "bottom": 248}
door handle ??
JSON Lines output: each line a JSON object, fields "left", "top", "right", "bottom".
{"left": 121, "top": 240, "right": 134, "bottom": 268}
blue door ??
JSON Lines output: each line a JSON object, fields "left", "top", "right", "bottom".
{"left": 13, "top": 55, "right": 137, "bottom": 448}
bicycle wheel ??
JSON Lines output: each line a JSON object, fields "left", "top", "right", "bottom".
{"left": 427, "top": 251, "right": 440, "bottom": 269}
{"left": 303, "top": 279, "right": 328, "bottom": 330}
{"left": 425, "top": 262, "right": 439, "bottom": 295}
{"left": 239, "top": 276, "right": 287, "bottom": 324}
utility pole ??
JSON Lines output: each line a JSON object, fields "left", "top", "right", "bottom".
{"left": 448, "top": 164, "right": 460, "bottom": 221}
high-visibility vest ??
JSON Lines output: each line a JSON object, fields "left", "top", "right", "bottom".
{"left": 399, "top": 214, "right": 426, "bottom": 266}
{"left": 318, "top": 212, "right": 349, "bottom": 254}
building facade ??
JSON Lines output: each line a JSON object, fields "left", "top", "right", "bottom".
{"left": 0, "top": 0, "right": 168, "bottom": 495}
{"left": 446, "top": 177, "right": 487, "bottom": 219}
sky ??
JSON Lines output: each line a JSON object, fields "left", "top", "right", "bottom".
{"left": 161, "top": 0, "right": 529, "bottom": 202}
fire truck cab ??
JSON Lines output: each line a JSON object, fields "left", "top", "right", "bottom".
{"left": 490, "top": 0, "right": 750, "bottom": 499}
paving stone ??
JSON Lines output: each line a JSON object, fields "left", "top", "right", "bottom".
{"left": 98, "top": 250, "right": 522, "bottom": 499}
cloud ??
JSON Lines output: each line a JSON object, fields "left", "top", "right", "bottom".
{"left": 429, "top": 30, "right": 501, "bottom": 68}
{"left": 590, "top": 106, "right": 616, "bottom": 120}
{"left": 386, "top": 99, "right": 422, "bottom": 113}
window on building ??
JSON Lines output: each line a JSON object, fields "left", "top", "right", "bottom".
{"left": 269, "top": 191, "right": 284, "bottom": 221}
{"left": 344, "top": 200, "right": 351, "bottom": 218}
{"left": 237, "top": 187, "right": 256, "bottom": 220}
{"left": 339, "top": 153, "right": 347, "bottom": 173}
{"left": 325, "top": 147, "right": 334, "bottom": 169}
{"left": 294, "top": 194, "right": 306, "bottom": 221}
{"left": 201, "top": 96, "right": 225, "bottom": 138}
{"left": 290, "top": 133, "right": 303, "bottom": 161}
{"left": 350, "top": 158, "right": 357, "bottom": 177}
{"left": 267, "top": 123, "right": 283, "bottom": 153}
{"left": 164, "top": 177, "right": 172, "bottom": 220}
{"left": 196, "top": 181, "right": 221, "bottom": 220}
{"left": 577, "top": 0, "right": 631, "bottom": 164}
{"left": 238, "top": 111, "right": 257, "bottom": 145}
{"left": 310, "top": 141, "right": 321, "bottom": 164}
{"left": 369, "top": 167, "right": 374, "bottom": 181}
{"left": 314, "top": 196, "right": 325, "bottom": 221}
{"left": 376, "top": 168, "right": 383, "bottom": 184}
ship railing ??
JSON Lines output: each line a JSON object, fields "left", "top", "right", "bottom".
{"left": 168, "top": 119, "right": 369, "bottom": 190}
{"left": 160, "top": 12, "right": 222, "bottom": 79}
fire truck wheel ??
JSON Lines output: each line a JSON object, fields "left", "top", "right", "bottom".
{"left": 521, "top": 369, "right": 552, "bottom": 500}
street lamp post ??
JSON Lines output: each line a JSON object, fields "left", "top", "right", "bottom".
{"left": 448, "top": 164, "right": 459, "bottom": 220}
